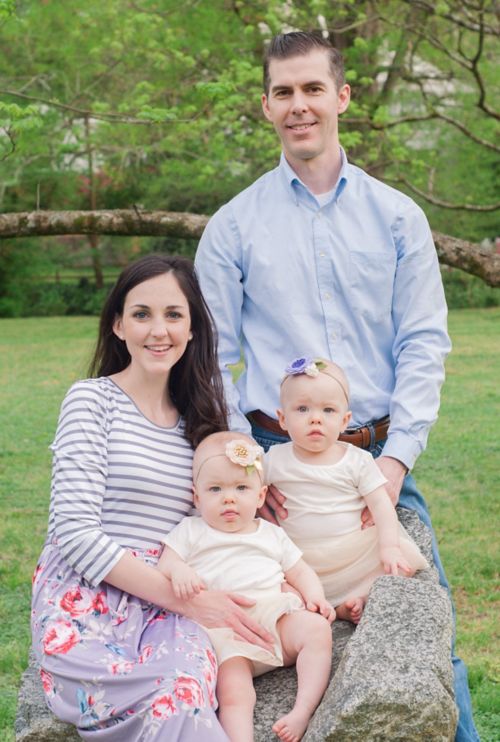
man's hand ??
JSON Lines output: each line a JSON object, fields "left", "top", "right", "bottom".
{"left": 361, "top": 456, "right": 408, "bottom": 529}
{"left": 257, "top": 484, "right": 288, "bottom": 525}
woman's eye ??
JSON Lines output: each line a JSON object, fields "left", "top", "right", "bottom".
{"left": 166, "top": 311, "right": 182, "bottom": 320}
{"left": 133, "top": 311, "right": 148, "bottom": 319}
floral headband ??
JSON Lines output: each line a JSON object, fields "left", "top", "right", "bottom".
{"left": 194, "top": 439, "right": 264, "bottom": 483}
{"left": 282, "top": 356, "right": 349, "bottom": 403}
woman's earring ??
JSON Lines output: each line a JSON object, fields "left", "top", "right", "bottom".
{"left": 188, "top": 332, "right": 193, "bottom": 341}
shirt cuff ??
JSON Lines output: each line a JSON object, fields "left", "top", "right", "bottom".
{"left": 381, "top": 432, "right": 423, "bottom": 471}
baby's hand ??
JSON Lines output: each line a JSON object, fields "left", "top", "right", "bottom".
{"left": 170, "top": 563, "right": 206, "bottom": 600}
{"left": 304, "top": 595, "right": 336, "bottom": 624}
{"left": 380, "top": 546, "right": 413, "bottom": 577}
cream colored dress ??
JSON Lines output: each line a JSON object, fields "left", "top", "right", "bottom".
{"left": 264, "top": 442, "right": 428, "bottom": 606}
{"left": 162, "top": 516, "right": 304, "bottom": 676}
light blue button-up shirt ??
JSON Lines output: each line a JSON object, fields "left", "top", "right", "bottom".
{"left": 195, "top": 150, "right": 451, "bottom": 470}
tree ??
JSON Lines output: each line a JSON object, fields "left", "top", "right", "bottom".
{"left": 0, "top": 0, "right": 498, "bottom": 284}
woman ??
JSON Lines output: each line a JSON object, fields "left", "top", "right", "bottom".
{"left": 31, "top": 255, "right": 273, "bottom": 741}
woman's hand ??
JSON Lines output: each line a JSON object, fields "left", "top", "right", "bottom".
{"left": 257, "top": 484, "right": 288, "bottom": 525}
{"left": 182, "top": 590, "right": 275, "bottom": 652}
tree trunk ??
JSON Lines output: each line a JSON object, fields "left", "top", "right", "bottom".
{"left": 0, "top": 209, "right": 498, "bottom": 287}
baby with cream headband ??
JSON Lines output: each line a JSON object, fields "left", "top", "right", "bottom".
{"left": 264, "top": 356, "right": 429, "bottom": 623}
{"left": 158, "top": 430, "right": 335, "bottom": 742}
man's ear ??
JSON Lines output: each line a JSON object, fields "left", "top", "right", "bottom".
{"left": 261, "top": 93, "right": 273, "bottom": 122}
{"left": 337, "top": 83, "right": 351, "bottom": 115}
{"left": 277, "top": 409, "right": 288, "bottom": 432}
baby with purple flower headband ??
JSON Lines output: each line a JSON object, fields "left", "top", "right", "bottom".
{"left": 262, "top": 355, "right": 428, "bottom": 626}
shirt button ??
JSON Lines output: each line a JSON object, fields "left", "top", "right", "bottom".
{"left": 319, "top": 251, "right": 326, "bottom": 257}
{"left": 324, "top": 292, "right": 331, "bottom": 300}
{"left": 330, "top": 333, "right": 337, "bottom": 341}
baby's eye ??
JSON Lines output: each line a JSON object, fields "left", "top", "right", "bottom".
{"left": 236, "top": 484, "right": 248, "bottom": 492}
{"left": 297, "top": 405, "right": 308, "bottom": 413}
{"left": 208, "top": 486, "right": 221, "bottom": 493}
{"left": 324, "top": 407, "right": 335, "bottom": 414}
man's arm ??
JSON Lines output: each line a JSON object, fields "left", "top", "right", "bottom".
{"left": 195, "top": 206, "right": 250, "bottom": 433}
{"left": 382, "top": 201, "right": 451, "bottom": 474}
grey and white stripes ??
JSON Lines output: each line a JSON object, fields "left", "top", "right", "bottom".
{"left": 47, "top": 377, "right": 194, "bottom": 586}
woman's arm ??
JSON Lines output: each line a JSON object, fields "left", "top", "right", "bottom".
{"left": 105, "top": 552, "right": 275, "bottom": 650}
{"left": 363, "top": 486, "right": 412, "bottom": 575}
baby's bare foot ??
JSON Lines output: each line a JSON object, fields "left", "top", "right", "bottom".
{"left": 272, "top": 707, "right": 312, "bottom": 741}
{"left": 335, "top": 597, "right": 365, "bottom": 624}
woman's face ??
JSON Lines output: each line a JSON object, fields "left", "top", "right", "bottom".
{"left": 113, "top": 272, "right": 192, "bottom": 380}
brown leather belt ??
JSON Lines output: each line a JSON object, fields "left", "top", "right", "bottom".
{"left": 248, "top": 410, "right": 390, "bottom": 450}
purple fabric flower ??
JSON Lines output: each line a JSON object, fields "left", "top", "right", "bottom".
{"left": 284, "top": 357, "right": 314, "bottom": 375}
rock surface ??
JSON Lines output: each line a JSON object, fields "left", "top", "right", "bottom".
{"left": 16, "top": 509, "right": 457, "bottom": 741}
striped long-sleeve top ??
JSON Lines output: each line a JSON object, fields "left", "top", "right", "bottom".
{"left": 47, "top": 377, "right": 194, "bottom": 586}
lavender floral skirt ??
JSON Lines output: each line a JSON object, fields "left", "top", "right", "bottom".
{"left": 31, "top": 543, "right": 229, "bottom": 741}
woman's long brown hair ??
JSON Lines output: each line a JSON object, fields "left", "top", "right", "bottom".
{"left": 88, "top": 254, "right": 227, "bottom": 447}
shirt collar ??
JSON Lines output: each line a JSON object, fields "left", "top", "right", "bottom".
{"left": 279, "top": 147, "right": 349, "bottom": 205}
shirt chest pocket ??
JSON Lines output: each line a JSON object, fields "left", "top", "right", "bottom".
{"left": 348, "top": 251, "right": 396, "bottom": 321}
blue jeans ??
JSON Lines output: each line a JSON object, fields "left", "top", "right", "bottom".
{"left": 251, "top": 423, "right": 480, "bottom": 742}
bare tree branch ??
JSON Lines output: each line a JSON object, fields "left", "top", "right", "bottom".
{"left": 0, "top": 209, "right": 498, "bottom": 286}
{"left": 389, "top": 176, "right": 500, "bottom": 211}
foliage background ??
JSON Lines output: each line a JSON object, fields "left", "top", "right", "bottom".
{"left": 0, "top": 0, "right": 498, "bottom": 315}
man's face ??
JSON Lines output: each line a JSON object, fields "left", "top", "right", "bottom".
{"left": 262, "top": 49, "right": 350, "bottom": 168}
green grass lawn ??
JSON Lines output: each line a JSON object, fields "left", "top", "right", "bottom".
{"left": 1, "top": 309, "right": 498, "bottom": 740}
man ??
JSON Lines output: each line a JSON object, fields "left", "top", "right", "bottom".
{"left": 195, "top": 31, "right": 478, "bottom": 742}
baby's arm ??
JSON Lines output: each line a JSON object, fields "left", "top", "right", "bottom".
{"left": 157, "top": 546, "right": 206, "bottom": 600}
{"left": 363, "top": 486, "right": 412, "bottom": 576}
{"left": 284, "top": 559, "right": 336, "bottom": 623}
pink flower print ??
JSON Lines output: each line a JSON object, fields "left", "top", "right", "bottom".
{"left": 204, "top": 668, "right": 215, "bottom": 707}
{"left": 206, "top": 647, "right": 217, "bottom": 675}
{"left": 138, "top": 644, "right": 153, "bottom": 664}
{"left": 40, "top": 668, "right": 55, "bottom": 696}
{"left": 92, "top": 591, "right": 109, "bottom": 615}
{"left": 43, "top": 620, "right": 81, "bottom": 655}
{"left": 173, "top": 675, "right": 204, "bottom": 709}
{"left": 59, "top": 587, "right": 95, "bottom": 617}
{"left": 151, "top": 694, "right": 177, "bottom": 719}
{"left": 108, "top": 659, "right": 135, "bottom": 675}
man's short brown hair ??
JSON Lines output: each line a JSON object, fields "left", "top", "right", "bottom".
{"left": 263, "top": 31, "right": 345, "bottom": 95}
